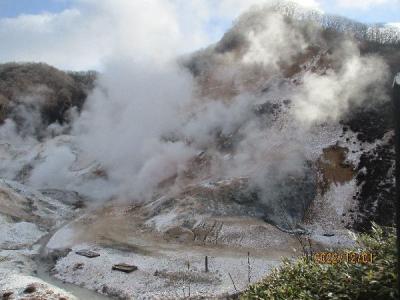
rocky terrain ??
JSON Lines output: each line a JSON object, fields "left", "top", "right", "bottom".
{"left": 0, "top": 3, "right": 399, "bottom": 299}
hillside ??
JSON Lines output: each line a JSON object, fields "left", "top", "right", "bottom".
{"left": 182, "top": 5, "right": 400, "bottom": 233}
{"left": 0, "top": 63, "right": 96, "bottom": 138}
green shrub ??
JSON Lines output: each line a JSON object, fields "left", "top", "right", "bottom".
{"left": 242, "top": 224, "right": 397, "bottom": 300}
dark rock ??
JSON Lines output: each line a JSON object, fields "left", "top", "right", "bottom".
{"left": 354, "top": 140, "right": 395, "bottom": 231}
{"left": 40, "top": 189, "right": 86, "bottom": 209}
{"left": 112, "top": 263, "right": 138, "bottom": 273}
{"left": 2, "top": 291, "right": 13, "bottom": 300}
{"left": 73, "top": 263, "right": 84, "bottom": 271}
{"left": 253, "top": 101, "right": 281, "bottom": 118}
{"left": 323, "top": 233, "right": 335, "bottom": 237}
{"left": 342, "top": 102, "right": 393, "bottom": 143}
{"left": 75, "top": 250, "right": 100, "bottom": 258}
{"left": 23, "top": 284, "right": 36, "bottom": 294}
{"left": 48, "top": 248, "right": 72, "bottom": 264}
{"left": 101, "top": 285, "right": 108, "bottom": 294}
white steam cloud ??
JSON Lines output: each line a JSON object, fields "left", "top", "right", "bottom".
{"left": 241, "top": 12, "right": 308, "bottom": 68}
{"left": 293, "top": 42, "right": 389, "bottom": 124}
{"left": 72, "top": 59, "right": 196, "bottom": 198}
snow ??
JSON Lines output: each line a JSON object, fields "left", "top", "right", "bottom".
{"left": 342, "top": 130, "right": 394, "bottom": 166}
{"left": 327, "top": 180, "right": 357, "bottom": 217}
{"left": 0, "top": 179, "right": 74, "bottom": 227}
{"left": 46, "top": 223, "right": 78, "bottom": 250}
{"left": 216, "top": 221, "right": 296, "bottom": 249}
{"left": 0, "top": 215, "right": 46, "bottom": 249}
{"left": 145, "top": 210, "right": 180, "bottom": 231}
{"left": 306, "top": 179, "right": 359, "bottom": 249}
{"left": 303, "top": 123, "right": 343, "bottom": 161}
{"left": 0, "top": 269, "right": 77, "bottom": 300}
{"left": 310, "top": 230, "right": 356, "bottom": 249}
{"left": 53, "top": 243, "right": 282, "bottom": 299}
{"left": 0, "top": 248, "right": 39, "bottom": 274}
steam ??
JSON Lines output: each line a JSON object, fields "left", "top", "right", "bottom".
{"left": 0, "top": 1, "right": 391, "bottom": 210}
{"left": 239, "top": 10, "right": 310, "bottom": 68}
{"left": 72, "top": 59, "right": 196, "bottom": 198}
{"left": 293, "top": 42, "right": 390, "bottom": 124}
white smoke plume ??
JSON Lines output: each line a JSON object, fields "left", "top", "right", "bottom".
{"left": 293, "top": 42, "right": 390, "bottom": 124}
{"left": 72, "top": 59, "right": 197, "bottom": 199}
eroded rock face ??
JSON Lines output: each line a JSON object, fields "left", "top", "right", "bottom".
{"left": 40, "top": 189, "right": 86, "bottom": 209}
{"left": 341, "top": 102, "right": 396, "bottom": 231}
{"left": 149, "top": 172, "right": 316, "bottom": 233}
{"left": 343, "top": 103, "right": 394, "bottom": 143}
{"left": 0, "top": 179, "right": 75, "bottom": 231}
{"left": 183, "top": 37, "right": 397, "bottom": 235}
{"left": 354, "top": 136, "right": 395, "bottom": 231}
{"left": 259, "top": 166, "right": 317, "bottom": 229}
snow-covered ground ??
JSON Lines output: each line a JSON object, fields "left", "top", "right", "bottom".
{"left": 0, "top": 269, "right": 78, "bottom": 300}
{"left": 0, "top": 180, "right": 81, "bottom": 299}
{"left": 53, "top": 243, "right": 283, "bottom": 299}
{"left": 0, "top": 179, "right": 297, "bottom": 299}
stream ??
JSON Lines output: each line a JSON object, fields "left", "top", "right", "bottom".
{"left": 33, "top": 221, "right": 112, "bottom": 300}
{"left": 35, "top": 262, "right": 111, "bottom": 300}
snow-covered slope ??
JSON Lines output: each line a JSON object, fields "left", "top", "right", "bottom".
{"left": 0, "top": 180, "right": 81, "bottom": 299}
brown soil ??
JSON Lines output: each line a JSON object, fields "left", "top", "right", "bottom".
{"left": 317, "top": 145, "right": 354, "bottom": 194}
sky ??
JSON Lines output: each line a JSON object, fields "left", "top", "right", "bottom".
{"left": 0, "top": 0, "right": 72, "bottom": 18}
{"left": 0, "top": 0, "right": 398, "bottom": 23}
{"left": 0, "top": 0, "right": 398, "bottom": 70}
{"left": 319, "top": 0, "right": 400, "bottom": 24}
